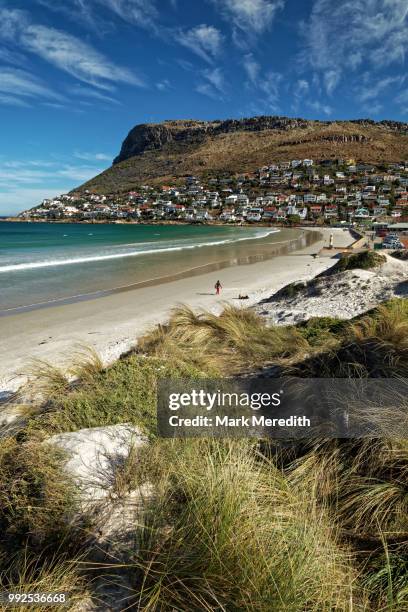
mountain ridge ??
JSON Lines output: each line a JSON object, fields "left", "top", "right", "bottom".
{"left": 78, "top": 115, "right": 408, "bottom": 194}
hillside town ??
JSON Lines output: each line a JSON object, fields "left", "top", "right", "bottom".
{"left": 18, "top": 158, "right": 408, "bottom": 244}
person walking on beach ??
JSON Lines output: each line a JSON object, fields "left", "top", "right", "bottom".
{"left": 215, "top": 280, "right": 222, "bottom": 295}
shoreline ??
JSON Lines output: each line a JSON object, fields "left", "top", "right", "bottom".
{"left": 0, "top": 228, "right": 353, "bottom": 394}
{"left": 0, "top": 217, "right": 329, "bottom": 227}
{"left": 0, "top": 231, "right": 314, "bottom": 317}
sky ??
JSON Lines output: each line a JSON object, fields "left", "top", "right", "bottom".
{"left": 0, "top": 0, "right": 408, "bottom": 215}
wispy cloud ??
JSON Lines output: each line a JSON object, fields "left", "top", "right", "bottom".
{"left": 0, "top": 168, "right": 54, "bottom": 185}
{"left": 23, "top": 26, "right": 143, "bottom": 90}
{"left": 362, "top": 102, "right": 383, "bottom": 115}
{"left": 292, "top": 79, "right": 333, "bottom": 117}
{"left": 0, "top": 67, "right": 63, "bottom": 107}
{"left": 94, "top": 0, "right": 158, "bottom": 29}
{"left": 292, "top": 79, "right": 309, "bottom": 112}
{"left": 258, "top": 72, "right": 282, "bottom": 111}
{"left": 0, "top": 46, "right": 25, "bottom": 65}
{"left": 242, "top": 56, "right": 282, "bottom": 112}
{"left": 196, "top": 67, "right": 226, "bottom": 99}
{"left": 0, "top": 8, "right": 143, "bottom": 91}
{"left": 324, "top": 70, "right": 341, "bottom": 95}
{"left": 179, "top": 24, "right": 223, "bottom": 63}
{"left": 211, "top": 0, "right": 284, "bottom": 38}
{"left": 36, "top": 0, "right": 158, "bottom": 33}
{"left": 0, "top": 156, "right": 107, "bottom": 213}
{"left": 74, "top": 151, "right": 112, "bottom": 161}
{"left": 297, "top": 79, "right": 309, "bottom": 95}
{"left": 68, "top": 85, "right": 121, "bottom": 105}
{"left": 0, "top": 160, "right": 103, "bottom": 186}
{"left": 57, "top": 165, "right": 104, "bottom": 181}
{"left": 357, "top": 75, "right": 405, "bottom": 103}
{"left": 396, "top": 89, "right": 408, "bottom": 105}
{"left": 243, "top": 53, "right": 260, "bottom": 84}
{"left": 0, "top": 187, "right": 73, "bottom": 216}
{"left": 156, "top": 79, "right": 172, "bottom": 91}
{"left": 0, "top": 93, "right": 30, "bottom": 108}
{"left": 35, "top": 0, "right": 99, "bottom": 30}
{"left": 303, "top": 0, "right": 408, "bottom": 82}
{"left": 307, "top": 100, "right": 333, "bottom": 116}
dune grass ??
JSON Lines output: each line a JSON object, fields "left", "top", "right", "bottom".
{"left": 138, "top": 303, "right": 309, "bottom": 373}
{"left": 130, "top": 439, "right": 360, "bottom": 611}
{"left": 0, "top": 552, "right": 88, "bottom": 612}
{"left": 0, "top": 438, "right": 81, "bottom": 552}
{"left": 287, "top": 438, "right": 408, "bottom": 609}
{"left": 321, "top": 250, "right": 386, "bottom": 275}
{"left": 25, "top": 354, "right": 206, "bottom": 437}
{"left": 291, "top": 299, "right": 408, "bottom": 378}
{"left": 2, "top": 297, "right": 408, "bottom": 609}
{"left": 24, "top": 299, "right": 408, "bottom": 440}
{"left": 0, "top": 437, "right": 91, "bottom": 610}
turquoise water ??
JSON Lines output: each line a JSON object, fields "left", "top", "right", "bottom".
{"left": 0, "top": 222, "right": 289, "bottom": 312}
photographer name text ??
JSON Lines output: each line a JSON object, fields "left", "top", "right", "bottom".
{"left": 168, "top": 415, "right": 311, "bottom": 428}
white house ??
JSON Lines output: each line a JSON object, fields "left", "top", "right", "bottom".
{"left": 225, "top": 194, "right": 238, "bottom": 205}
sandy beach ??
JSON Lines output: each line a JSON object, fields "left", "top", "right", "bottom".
{"left": 0, "top": 228, "right": 354, "bottom": 393}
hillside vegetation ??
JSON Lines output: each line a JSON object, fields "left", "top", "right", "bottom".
{"left": 78, "top": 116, "right": 408, "bottom": 194}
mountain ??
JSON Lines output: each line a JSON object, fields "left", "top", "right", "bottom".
{"left": 77, "top": 116, "right": 408, "bottom": 194}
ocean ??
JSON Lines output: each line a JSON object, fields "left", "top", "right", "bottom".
{"left": 0, "top": 222, "right": 306, "bottom": 314}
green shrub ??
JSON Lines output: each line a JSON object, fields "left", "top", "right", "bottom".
{"left": 26, "top": 355, "right": 206, "bottom": 436}
{"left": 297, "top": 317, "right": 347, "bottom": 347}
{"left": 325, "top": 251, "right": 386, "bottom": 275}
{"left": 391, "top": 250, "right": 408, "bottom": 261}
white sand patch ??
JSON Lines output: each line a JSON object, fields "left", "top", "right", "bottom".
{"left": 255, "top": 254, "right": 408, "bottom": 325}
{"left": 47, "top": 424, "right": 146, "bottom": 503}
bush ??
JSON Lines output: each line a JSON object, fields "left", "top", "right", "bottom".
{"left": 297, "top": 317, "right": 347, "bottom": 346}
{"left": 270, "top": 281, "right": 307, "bottom": 299}
{"left": 322, "top": 250, "right": 386, "bottom": 275}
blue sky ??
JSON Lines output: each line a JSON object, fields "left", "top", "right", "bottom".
{"left": 1, "top": 0, "right": 408, "bottom": 215}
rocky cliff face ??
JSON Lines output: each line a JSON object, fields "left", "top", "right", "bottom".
{"left": 78, "top": 115, "right": 408, "bottom": 194}
{"left": 113, "top": 117, "right": 319, "bottom": 164}
{"left": 113, "top": 116, "right": 408, "bottom": 165}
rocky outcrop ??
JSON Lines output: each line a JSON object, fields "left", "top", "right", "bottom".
{"left": 281, "top": 133, "right": 372, "bottom": 147}
{"left": 113, "top": 116, "right": 408, "bottom": 164}
{"left": 113, "top": 116, "right": 319, "bottom": 163}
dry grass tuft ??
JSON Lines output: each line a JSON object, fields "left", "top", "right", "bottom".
{"left": 68, "top": 345, "right": 105, "bottom": 382}
{"left": 22, "top": 360, "right": 70, "bottom": 403}
{"left": 0, "top": 551, "right": 87, "bottom": 611}
{"left": 291, "top": 299, "right": 408, "bottom": 378}
{"left": 0, "top": 438, "right": 81, "bottom": 550}
{"left": 130, "top": 439, "right": 359, "bottom": 611}
{"left": 139, "top": 303, "right": 309, "bottom": 373}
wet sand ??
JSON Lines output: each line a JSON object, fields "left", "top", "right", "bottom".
{"left": 0, "top": 228, "right": 354, "bottom": 393}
